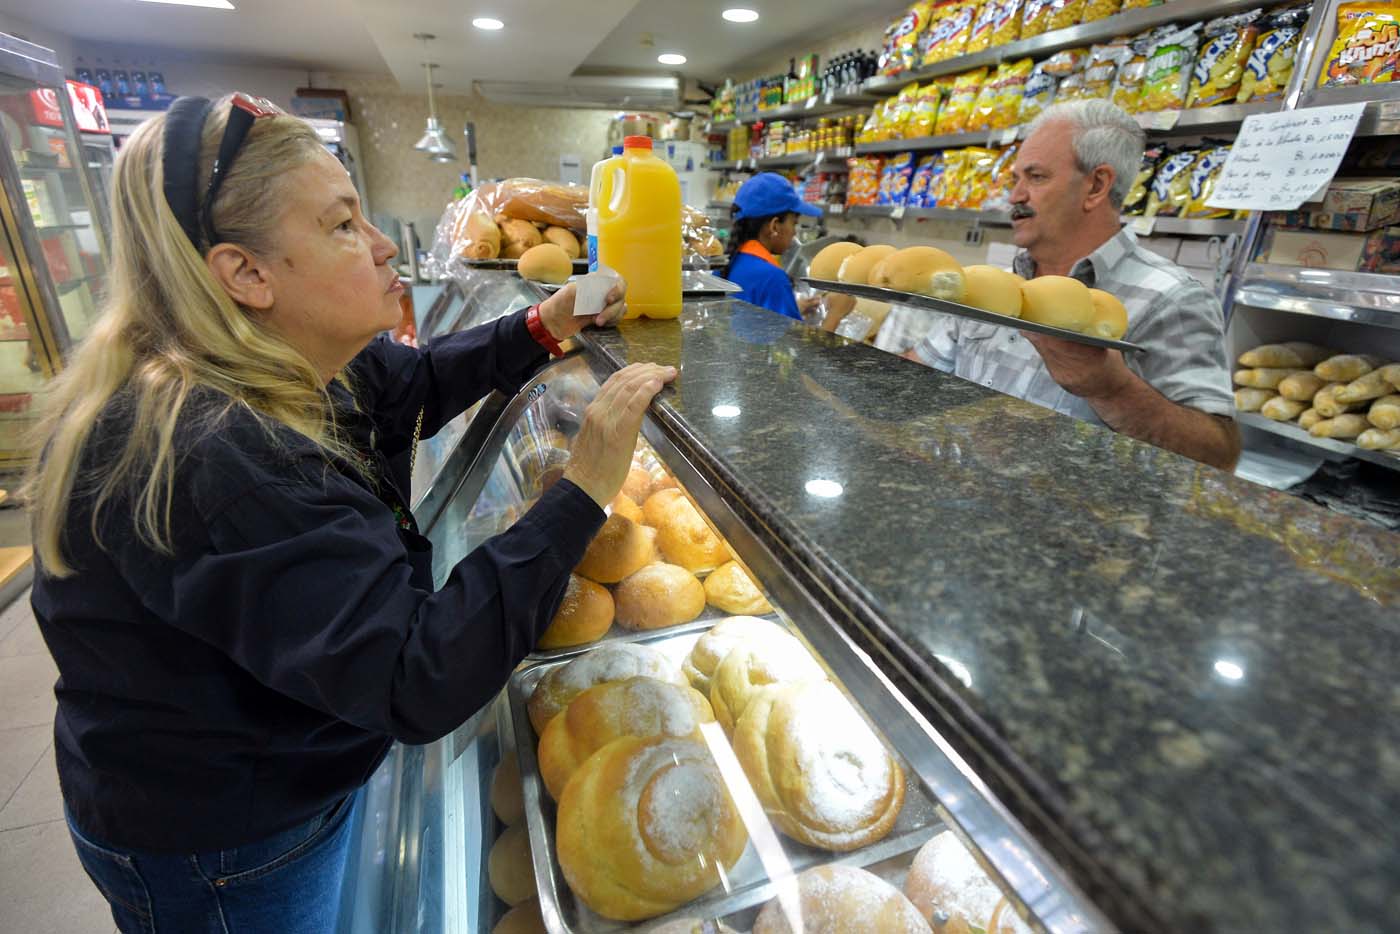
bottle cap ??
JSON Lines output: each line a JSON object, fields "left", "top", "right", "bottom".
{"left": 623, "top": 135, "right": 653, "bottom": 150}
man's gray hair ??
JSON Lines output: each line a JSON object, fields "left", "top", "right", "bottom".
{"left": 1027, "top": 100, "right": 1146, "bottom": 208}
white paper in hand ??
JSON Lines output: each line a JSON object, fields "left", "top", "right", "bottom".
{"left": 573, "top": 266, "right": 623, "bottom": 317}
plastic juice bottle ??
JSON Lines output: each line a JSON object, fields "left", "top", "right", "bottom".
{"left": 590, "top": 135, "right": 681, "bottom": 319}
{"left": 586, "top": 148, "right": 624, "bottom": 273}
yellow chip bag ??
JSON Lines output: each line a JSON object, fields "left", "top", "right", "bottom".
{"left": 922, "top": 0, "right": 978, "bottom": 65}
{"left": 1123, "top": 144, "right": 1166, "bottom": 215}
{"left": 1185, "top": 145, "right": 1235, "bottom": 218}
{"left": 1048, "top": 0, "right": 1087, "bottom": 32}
{"left": 935, "top": 68, "right": 988, "bottom": 135}
{"left": 1239, "top": 5, "right": 1311, "bottom": 103}
{"left": 1120, "top": 0, "right": 1157, "bottom": 8}
{"left": 1145, "top": 148, "right": 1201, "bottom": 217}
{"left": 907, "top": 83, "right": 944, "bottom": 137}
{"left": 1018, "top": 62, "right": 1059, "bottom": 124}
{"left": 966, "top": 0, "right": 1001, "bottom": 53}
{"left": 967, "top": 62, "right": 1011, "bottom": 133}
{"left": 885, "top": 82, "right": 923, "bottom": 138}
{"left": 991, "top": 58, "right": 1034, "bottom": 126}
{"left": 1319, "top": 1, "right": 1400, "bottom": 86}
{"left": 1140, "top": 23, "right": 1203, "bottom": 111}
{"left": 960, "top": 147, "right": 1000, "bottom": 209}
{"left": 934, "top": 148, "right": 969, "bottom": 207}
{"left": 1080, "top": 39, "right": 1130, "bottom": 100}
{"left": 881, "top": 0, "right": 941, "bottom": 76}
{"left": 990, "top": 0, "right": 1025, "bottom": 45}
{"left": 983, "top": 143, "right": 1020, "bottom": 210}
{"left": 1081, "top": 0, "right": 1123, "bottom": 23}
{"left": 1020, "top": 0, "right": 1054, "bottom": 39}
{"left": 1187, "top": 10, "right": 1264, "bottom": 109}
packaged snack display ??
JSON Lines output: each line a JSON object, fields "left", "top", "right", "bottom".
{"left": 1081, "top": 0, "right": 1123, "bottom": 23}
{"left": 1146, "top": 148, "right": 1203, "bottom": 217}
{"left": 881, "top": 0, "right": 941, "bottom": 76}
{"left": 878, "top": 152, "right": 918, "bottom": 205}
{"left": 935, "top": 68, "right": 989, "bottom": 135}
{"left": 1319, "top": 1, "right": 1400, "bottom": 87}
{"left": 1123, "top": 143, "right": 1166, "bottom": 215}
{"left": 933, "top": 148, "right": 971, "bottom": 206}
{"left": 1140, "top": 24, "right": 1203, "bottom": 111}
{"left": 922, "top": 0, "right": 978, "bottom": 66}
{"left": 847, "top": 156, "right": 885, "bottom": 205}
{"left": 1185, "top": 144, "right": 1236, "bottom": 218}
{"left": 989, "top": 0, "right": 1025, "bottom": 46}
{"left": 1187, "top": 10, "right": 1264, "bottom": 108}
{"left": 966, "top": 0, "right": 1002, "bottom": 53}
{"left": 1019, "top": 0, "right": 1055, "bottom": 39}
{"left": 1238, "top": 3, "right": 1312, "bottom": 103}
{"left": 907, "top": 83, "right": 944, "bottom": 137}
{"left": 908, "top": 155, "right": 942, "bottom": 207}
{"left": 1019, "top": 62, "right": 1060, "bottom": 123}
{"left": 959, "top": 146, "right": 1002, "bottom": 209}
{"left": 886, "top": 83, "right": 924, "bottom": 138}
{"left": 1111, "top": 27, "right": 1173, "bottom": 111}
{"left": 1120, "top": 0, "right": 1159, "bottom": 8}
{"left": 1057, "top": 71, "right": 1088, "bottom": 101}
{"left": 969, "top": 58, "right": 1033, "bottom": 131}
{"left": 1079, "top": 39, "right": 1131, "bottom": 101}
{"left": 1048, "top": 0, "right": 1088, "bottom": 32}
{"left": 1042, "top": 47, "right": 1090, "bottom": 76}
{"left": 984, "top": 143, "right": 1020, "bottom": 210}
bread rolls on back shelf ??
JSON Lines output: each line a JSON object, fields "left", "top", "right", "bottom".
{"left": 1358, "top": 428, "right": 1400, "bottom": 450}
{"left": 752, "top": 864, "right": 933, "bottom": 934}
{"left": 1310, "top": 414, "right": 1370, "bottom": 439}
{"left": 1335, "top": 367, "right": 1398, "bottom": 404}
{"left": 1298, "top": 407, "right": 1323, "bottom": 430}
{"left": 527, "top": 642, "right": 684, "bottom": 734}
{"left": 1238, "top": 342, "right": 1333, "bottom": 368}
{"left": 537, "top": 574, "right": 614, "bottom": 650}
{"left": 1233, "top": 388, "right": 1275, "bottom": 413}
{"left": 1313, "top": 384, "right": 1363, "bottom": 419}
{"left": 1261, "top": 396, "right": 1308, "bottom": 422}
{"left": 1277, "top": 371, "right": 1326, "bottom": 401}
{"left": 1314, "top": 354, "right": 1384, "bottom": 382}
{"left": 574, "top": 514, "right": 655, "bottom": 584}
{"left": 1234, "top": 367, "right": 1306, "bottom": 390}
{"left": 1368, "top": 395, "right": 1400, "bottom": 430}
{"left": 488, "top": 823, "right": 535, "bottom": 906}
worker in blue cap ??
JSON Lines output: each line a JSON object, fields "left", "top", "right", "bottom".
{"left": 722, "top": 172, "right": 823, "bottom": 320}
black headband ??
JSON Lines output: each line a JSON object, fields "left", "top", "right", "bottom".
{"left": 162, "top": 96, "right": 214, "bottom": 251}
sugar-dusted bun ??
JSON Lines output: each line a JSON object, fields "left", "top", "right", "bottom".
{"left": 488, "top": 824, "right": 535, "bottom": 906}
{"left": 703, "top": 560, "right": 772, "bottom": 615}
{"left": 710, "top": 632, "right": 825, "bottom": 733}
{"left": 809, "top": 241, "right": 864, "bottom": 281}
{"left": 575, "top": 514, "right": 655, "bottom": 584}
{"left": 492, "top": 899, "right": 546, "bottom": 934}
{"left": 1087, "top": 288, "right": 1128, "bottom": 340}
{"left": 537, "top": 676, "right": 714, "bottom": 799}
{"left": 733, "top": 680, "right": 905, "bottom": 851}
{"left": 1019, "top": 275, "right": 1093, "bottom": 331}
{"left": 961, "top": 264, "right": 1023, "bottom": 317}
{"left": 753, "top": 864, "right": 932, "bottom": 934}
{"left": 837, "top": 244, "right": 896, "bottom": 284}
{"left": 621, "top": 466, "right": 653, "bottom": 504}
{"left": 491, "top": 753, "right": 525, "bottom": 825}
{"left": 683, "top": 615, "right": 791, "bottom": 696}
{"left": 608, "top": 492, "right": 644, "bottom": 524}
{"left": 527, "top": 642, "right": 684, "bottom": 734}
{"left": 614, "top": 563, "right": 706, "bottom": 631}
{"left": 556, "top": 736, "right": 747, "bottom": 921}
{"left": 904, "top": 830, "right": 1014, "bottom": 932}
{"left": 650, "top": 466, "right": 679, "bottom": 493}
{"left": 642, "top": 487, "right": 685, "bottom": 526}
{"left": 868, "top": 246, "right": 966, "bottom": 301}
{"left": 517, "top": 242, "right": 572, "bottom": 284}
{"left": 536, "top": 574, "right": 614, "bottom": 650}
{"left": 543, "top": 225, "right": 581, "bottom": 259}
{"left": 647, "top": 489, "right": 728, "bottom": 572}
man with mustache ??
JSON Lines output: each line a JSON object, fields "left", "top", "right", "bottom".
{"left": 909, "top": 100, "right": 1240, "bottom": 470}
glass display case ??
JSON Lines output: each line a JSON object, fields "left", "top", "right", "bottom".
{"left": 0, "top": 34, "right": 109, "bottom": 466}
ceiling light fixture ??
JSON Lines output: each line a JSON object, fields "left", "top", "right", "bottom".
{"left": 722, "top": 8, "right": 760, "bottom": 23}
{"left": 657, "top": 53, "right": 688, "bottom": 66}
{"left": 471, "top": 16, "right": 504, "bottom": 30}
{"left": 412, "top": 33, "right": 457, "bottom": 163}
{"left": 135, "top": 0, "right": 235, "bottom": 9}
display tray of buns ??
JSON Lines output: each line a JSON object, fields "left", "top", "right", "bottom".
{"left": 498, "top": 619, "right": 950, "bottom": 933}
{"left": 532, "top": 270, "right": 743, "bottom": 298}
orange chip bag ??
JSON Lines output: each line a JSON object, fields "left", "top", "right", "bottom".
{"left": 935, "top": 68, "right": 989, "bottom": 135}
{"left": 922, "top": 0, "right": 978, "bottom": 66}
{"left": 1319, "top": 1, "right": 1400, "bottom": 86}
{"left": 846, "top": 156, "right": 885, "bottom": 206}
{"left": 984, "top": 142, "right": 1020, "bottom": 210}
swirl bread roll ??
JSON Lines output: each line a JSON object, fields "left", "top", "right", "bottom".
{"left": 527, "top": 643, "right": 684, "bottom": 734}
{"left": 682, "top": 616, "right": 791, "bottom": 696}
{"left": 492, "top": 900, "right": 545, "bottom": 934}
{"left": 556, "top": 735, "right": 748, "bottom": 921}
{"left": 488, "top": 824, "right": 535, "bottom": 906}
{"left": 491, "top": 754, "right": 525, "bottom": 825}
{"left": 752, "top": 865, "right": 932, "bottom": 934}
{"left": 710, "top": 631, "right": 825, "bottom": 733}
{"left": 642, "top": 489, "right": 728, "bottom": 572}
{"left": 574, "top": 514, "right": 655, "bottom": 584}
{"left": 903, "top": 830, "right": 1034, "bottom": 933}
{"left": 733, "top": 680, "right": 905, "bottom": 851}
{"left": 614, "top": 563, "right": 706, "bottom": 631}
{"left": 703, "top": 560, "right": 773, "bottom": 615}
{"left": 537, "top": 676, "right": 714, "bottom": 799}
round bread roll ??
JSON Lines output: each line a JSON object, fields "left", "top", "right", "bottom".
{"left": 491, "top": 754, "right": 525, "bottom": 825}
{"left": 1087, "top": 288, "right": 1128, "bottom": 340}
{"left": 537, "top": 574, "right": 614, "bottom": 650}
{"left": 621, "top": 466, "right": 653, "bottom": 504}
{"left": 868, "top": 246, "right": 966, "bottom": 301}
{"left": 642, "top": 488, "right": 685, "bottom": 527}
{"left": 1019, "top": 275, "right": 1093, "bottom": 332}
{"left": 809, "top": 241, "right": 864, "bottom": 281}
{"left": 500, "top": 218, "right": 544, "bottom": 259}
{"left": 575, "top": 514, "right": 655, "bottom": 584}
{"left": 542, "top": 225, "right": 581, "bottom": 259}
{"left": 556, "top": 735, "right": 748, "bottom": 921}
{"left": 904, "top": 830, "right": 1031, "bottom": 933}
{"left": 527, "top": 642, "right": 685, "bottom": 734}
{"left": 647, "top": 490, "right": 728, "bottom": 573}
{"left": 703, "top": 560, "right": 772, "bottom": 615}
{"left": 961, "top": 265, "right": 1023, "bottom": 317}
{"left": 753, "top": 865, "right": 932, "bottom": 934}
{"left": 488, "top": 824, "right": 535, "bottom": 906}
{"left": 733, "top": 680, "right": 905, "bottom": 851}
{"left": 614, "top": 563, "right": 706, "bottom": 631}
{"left": 710, "top": 632, "right": 825, "bottom": 733}
{"left": 837, "top": 244, "right": 896, "bottom": 284}
{"left": 650, "top": 466, "right": 679, "bottom": 493}
{"left": 683, "top": 615, "right": 791, "bottom": 696}
{"left": 537, "top": 676, "right": 714, "bottom": 799}
{"left": 608, "top": 492, "right": 644, "bottom": 524}
{"left": 492, "top": 899, "right": 546, "bottom": 934}
{"left": 517, "top": 243, "right": 572, "bottom": 284}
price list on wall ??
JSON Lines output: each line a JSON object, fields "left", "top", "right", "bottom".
{"left": 1205, "top": 102, "right": 1369, "bottom": 212}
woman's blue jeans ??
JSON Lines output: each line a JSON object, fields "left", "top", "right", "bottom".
{"left": 64, "top": 791, "right": 358, "bottom": 934}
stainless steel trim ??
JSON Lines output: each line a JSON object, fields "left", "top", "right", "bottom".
{"left": 0, "top": 32, "right": 64, "bottom": 85}
{"left": 1234, "top": 264, "right": 1400, "bottom": 328}
{"left": 1144, "top": 217, "right": 1247, "bottom": 237}
{"left": 1237, "top": 413, "right": 1400, "bottom": 472}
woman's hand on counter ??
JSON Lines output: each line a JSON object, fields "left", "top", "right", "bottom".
{"left": 563, "top": 363, "right": 678, "bottom": 508}
{"left": 538, "top": 281, "right": 629, "bottom": 341}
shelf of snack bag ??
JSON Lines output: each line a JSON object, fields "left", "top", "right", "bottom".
{"left": 707, "top": 49, "right": 882, "bottom": 131}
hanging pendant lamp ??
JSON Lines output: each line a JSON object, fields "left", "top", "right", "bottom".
{"left": 412, "top": 32, "right": 457, "bottom": 163}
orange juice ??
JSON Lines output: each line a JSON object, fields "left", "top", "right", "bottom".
{"left": 590, "top": 136, "right": 682, "bottom": 319}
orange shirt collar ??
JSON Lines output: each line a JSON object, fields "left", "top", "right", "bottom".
{"left": 738, "top": 239, "right": 781, "bottom": 267}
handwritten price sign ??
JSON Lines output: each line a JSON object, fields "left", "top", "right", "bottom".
{"left": 1204, "top": 102, "right": 1368, "bottom": 212}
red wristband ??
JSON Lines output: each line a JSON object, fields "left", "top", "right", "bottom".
{"left": 525, "top": 305, "right": 564, "bottom": 357}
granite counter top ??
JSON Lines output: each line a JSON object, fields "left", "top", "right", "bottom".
{"left": 582, "top": 302, "right": 1400, "bottom": 933}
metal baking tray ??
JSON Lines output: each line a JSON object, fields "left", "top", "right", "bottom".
{"left": 534, "top": 269, "right": 742, "bottom": 298}
{"left": 466, "top": 258, "right": 723, "bottom": 272}
{"left": 801, "top": 277, "right": 1146, "bottom": 353}
{"left": 505, "top": 625, "right": 944, "bottom": 934}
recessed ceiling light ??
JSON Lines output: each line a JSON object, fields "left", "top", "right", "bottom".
{"left": 722, "top": 8, "right": 760, "bottom": 23}
{"left": 472, "top": 16, "right": 504, "bottom": 30}
{"left": 657, "top": 53, "right": 688, "bottom": 66}
{"left": 135, "top": 0, "right": 235, "bottom": 8}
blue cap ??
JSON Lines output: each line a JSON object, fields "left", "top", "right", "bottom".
{"left": 733, "top": 172, "right": 822, "bottom": 220}
{"left": 611, "top": 145, "right": 624, "bottom": 155}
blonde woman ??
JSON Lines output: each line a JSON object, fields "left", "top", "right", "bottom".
{"left": 26, "top": 93, "right": 674, "bottom": 934}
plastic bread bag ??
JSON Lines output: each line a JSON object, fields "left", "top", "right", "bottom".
{"left": 1081, "top": 0, "right": 1123, "bottom": 24}
{"left": 1122, "top": 143, "right": 1166, "bottom": 215}
{"left": 1080, "top": 38, "right": 1132, "bottom": 100}
{"left": 1319, "top": 1, "right": 1400, "bottom": 86}
{"left": 882, "top": 0, "right": 941, "bottom": 75}
{"left": 1140, "top": 23, "right": 1203, "bottom": 112}
{"left": 682, "top": 205, "right": 724, "bottom": 260}
{"left": 990, "top": 58, "right": 1034, "bottom": 127}
{"left": 1238, "top": 3, "right": 1312, "bottom": 102}
{"left": 907, "top": 83, "right": 944, "bottom": 137}
{"left": 1187, "top": 9, "right": 1264, "bottom": 108}
{"left": 1042, "top": 46, "right": 1090, "bottom": 76}
{"left": 965, "top": 0, "right": 1002, "bottom": 53}
{"left": 934, "top": 67, "right": 989, "bottom": 135}
{"left": 1019, "top": 0, "right": 1054, "bottom": 39}
{"left": 1145, "top": 148, "right": 1202, "bottom": 217}
{"left": 908, "top": 154, "right": 942, "bottom": 206}
{"left": 1048, "top": 0, "right": 1087, "bottom": 32}
{"left": 921, "top": 0, "right": 977, "bottom": 66}
{"left": 486, "top": 178, "right": 589, "bottom": 230}
{"left": 982, "top": 142, "right": 1020, "bottom": 210}
{"left": 1184, "top": 144, "right": 1236, "bottom": 218}
{"left": 1018, "top": 62, "right": 1060, "bottom": 124}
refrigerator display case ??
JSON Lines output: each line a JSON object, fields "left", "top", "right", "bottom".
{"left": 0, "top": 34, "right": 110, "bottom": 466}
{"left": 342, "top": 284, "right": 1399, "bottom": 934}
